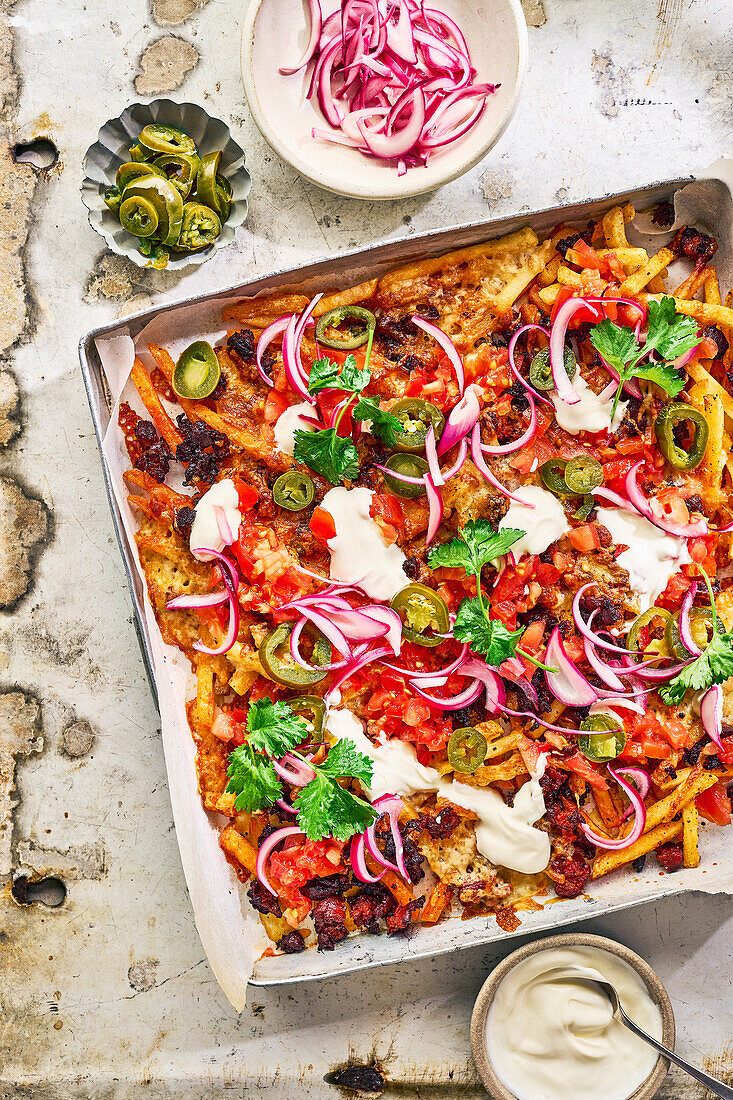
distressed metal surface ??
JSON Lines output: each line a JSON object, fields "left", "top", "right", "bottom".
{"left": 0, "top": 0, "right": 731, "bottom": 1094}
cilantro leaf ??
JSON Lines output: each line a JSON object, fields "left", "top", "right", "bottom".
{"left": 632, "top": 361, "right": 686, "bottom": 398}
{"left": 590, "top": 297, "right": 700, "bottom": 418}
{"left": 453, "top": 596, "right": 524, "bottom": 666}
{"left": 293, "top": 427, "right": 360, "bottom": 484}
{"left": 352, "top": 396, "right": 401, "bottom": 447}
{"left": 247, "top": 697, "right": 307, "bottom": 758}
{"left": 644, "top": 297, "right": 701, "bottom": 361}
{"left": 225, "top": 745, "right": 282, "bottom": 812}
{"left": 318, "top": 737, "right": 374, "bottom": 786}
{"left": 295, "top": 774, "right": 377, "bottom": 842}
{"left": 429, "top": 521, "right": 525, "bottom": 577}
{"left": 307, "top": 353, "right": 370, "bottom": 395}
{"left": 659, "top": 630, "right": 733, "bottom": 704}
{"left": 589, "top": 319, "right": 638, "bottom": 376}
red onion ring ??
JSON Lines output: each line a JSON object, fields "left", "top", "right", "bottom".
{"left": 255, "top": 315, "right": 290, "bottom": 388}
{"left": 580, "top": 767, "right": 647, "bottom": 850}
{"left": 255, "top": 826, "right": 304, "bottom": 896}
{"left": 423, "top": 472, "right": 444, "bottom": 546}
{"left": 438, "top": 382, "right": 481, "bottom": 459}
{"left": 507, "top": 324, "right": 555, "bottom": 408}
{"left": 700, "top": 685, "right": 724, "bottom": 752}
{"left": 545, "top": 627, "right": 598, "bottom": 706}
{"left": 470, "top": 424, "right": 535, "bottom": 506}
{"left": 350, "top": 833, "right": 385, "bottom": 883}
{"left": 479, "top": 393, "right": 537, "bottom": 455}
{"left": 624, "top": 461, "right": 708, "bottom": 538}
{"left": 412, "top": 316, "right": 465, "bottom": 394}
{"left": 678, "top": 581, "right": 701, "bottom": 656}
{"left": 584, "top": 637, "right": 625, "bottom": 691}
{"left": 166, "top": 589, "right": 229, "bottom": 611}
{"left": 550, "top": 299, "right": 585, "bottom": 405}
{"left": 280, "top": 0, "right": 323, "bottom": 74}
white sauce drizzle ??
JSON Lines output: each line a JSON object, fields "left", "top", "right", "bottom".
{"left": 273, "top": 401, "right": 316, "bottom": 456}
{"left": 596, "top": 507, "right": 691, "bottom": 612}
{"left": 499, "top": 485, "right": 570, "bottom": 558}
{"left": 189, "top": 478, "right": 242, "bottom": 561}
{"left": 327, "top": 710, "right": 550, "bottom": 874}
{"left": 321, "top": 486, "right": 407, "bottom": 602}
{"left": 551, "top": 374, "right": 627, "bottom": 435}
{"left": 486, "top": 945, "right": 662, "bottom": 1100}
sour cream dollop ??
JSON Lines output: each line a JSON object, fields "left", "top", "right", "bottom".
{"left": 189, "top": 478, "right": 242, "bottom": 561}
{"left": 499, "top": 485, "right": 570, "bottom": 558}
{"left": 596, "top": 506, "right": 691, "bottom": 612}
{"left": 273, "top": 401, "right": 316, "bottom": 456}
{"left": 327, "top": 710, "right": 550, "bottom": 874}
{"left": 321, "top": 486, "right": 407, "bottom": 602}
{"left": 486, "top": 945, "right": 662, "bottom": 1100}
{"left": 551, "top": 374, "right": 627, "bottom": 435}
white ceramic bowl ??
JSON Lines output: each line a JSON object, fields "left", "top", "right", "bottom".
{"left": 241, "top": 0, "right": 528, "bottom": 200}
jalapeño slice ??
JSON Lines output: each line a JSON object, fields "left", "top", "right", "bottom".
{"left": 315, "top": 306, "right": 377, "bottom": 351}
{"left": 390, "top": 583, "right": 449, "bottom": 647}
{"left": 273, "top": 471, "right": 316, "bottom": 512}
{"left": 577, "top": 714, "right": 625, "bottom": 762}
{"left": 447, "top": 727, "right": 488, "bottom": 773}
{"left": 259, "top": 622, "right": 331, "bottom": 687}
{"left": 390, "top": 398, "right": 445, "bottom": 454}
{"left": 173, "top": 341, "right": 221, "bottom": 399}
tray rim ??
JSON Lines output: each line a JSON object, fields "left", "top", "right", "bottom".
{"left": 79, "top": 168, "right": 733, "bottom": 988}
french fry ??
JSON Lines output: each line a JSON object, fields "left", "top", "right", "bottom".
{"left": 594, "top": 787, "right": 621, "bottom": 832}
{"left": 466, "top": 753, "right": 527, "bottom": 785}
{"left": 378, "top": 227, "right": 539, "bottom": 293}
{"left": 421, "top": 882, "right": 453, "bottom": 924}
{"left": 314, "top": 279, "right": 379, "bottom": 316}
{"left": 220, "top": 823, "right": 257, "bottom": 875}
{"left": 591, "top": 821, "right": 682, "bottom": 879}
{"left": 538, "top": 283, "right": 562, "bottom": 306}
{"left": 491, "top": 240, "right": 557, "bottom": 314}
{"left": 196, "top": 660, "right": 215, "bottom": 730}
{"left": 146, "top": 342, "right": 176, "bottom": 383}
{"left": 682, "top": 803, "right": 700, "bottom": 868}
{"left": 130, "top": 357, "right": 183, "bottom": 450}
{"left": 687, "top": 360, "right": 733, "bottom": 421}
{"left": 618, "top": 247, "right": 674, "bottom": 295}
{"left": 647, "top": 274, "right": 666, "bottom": 293}
{"left": 704, "top": 267, "right": 722, "bottom": 305}
{"left": 602, "top": 206, "right": 629, "bottom": 249}
{"left": 556, "top": 265, "right": 584, "bottom": 287}
{"left": 537, "top": 254, "right": 561, "bottom": 286}
{"left": 673, "top": 265, "right": 711, "bottom": 301}
{"left": 382, "top": 869, "right": 415, "bottom": 906}
{"left": 223, "top": 294, "right": 309, "bottom": 325}
{"left": 644, "top": 769, "right": 718, "bottom": 832}
{"left": 672, "top": 297, "right": 733, "bottom": 330}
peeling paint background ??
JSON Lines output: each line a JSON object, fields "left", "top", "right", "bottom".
{"left": 0, "top": 0, "right": 731, "bottom": 1094}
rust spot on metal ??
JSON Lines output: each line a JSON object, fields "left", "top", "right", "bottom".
{"left": 520, "top": 0, "right": 546, "bottom": 28}
{"left": 326, "top": 1064, "right": 387, "bottom": 1095}
{"left": 0, "top": 366, "right": 21, "bottom": 446}
{"left": 128, "top": 958, "right": 159, "bottom": 992}
{"left": 0, "top": 474, "right": 51, "bottom": 610}
{"left": 152, "top": 0, "right": 203, "bottom": 26}
{"left": 60, "top": 718, "right": 95, "bottom": 758}
{"left": 0, "top": 690, "right": 42, "bottom": 878}
{"left": 15, "top": 839, "right": 106, "bottom": 882}
{"left": 134, "top": 35, "right": 199, "bottom": 95}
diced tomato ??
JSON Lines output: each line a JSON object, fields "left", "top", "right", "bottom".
{"left": 550, "top": 287, "right": 603, "bottom": 326}
{"left": 211, "top": 708, "right": 247, "bottom": 745}
{"left": 625, "top": 713, "right": 674, "bottom": 761}
{"left": 719, "top": 736, "right": 733, "bottom": 766}
{"left": 602, "top": 455, "right": 641, "bottom": 496}
{"left": 563, "top": 635, "right": 585, "bottom": 663}
{"left": 561, "top": 752, "right": 608, "bottom": 790}
{"left": 657, "top": 571, "right": 693, "bottom": 611}
{"left": 696, "top": 782, "right": 732, "bottom": 826}
{"left": 309, "top": 506, "right": 337, "bottom": 542}
{"left": 264, "top": 389, "right": 290, "bottom": 424}
{"left": 317, "top": 390, "right": 354, "bottom": 436}
{"left": 231, "top": 475, "right": 258, "bottom": 512}
{"left": 370, "top": 493, "right": 404, "bottom": 528}
{"left": 269, "top": 837, "right": 345, "bottom": 890}
{"left": 567, "top": 524, "right": 601, "bottom": 552}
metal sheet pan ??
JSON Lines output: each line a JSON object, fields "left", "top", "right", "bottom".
{"left": 79, "top": 168, "right": 733, "bottom": 990}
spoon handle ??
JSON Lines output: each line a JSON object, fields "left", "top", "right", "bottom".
{"left": 619, "top": 1009, "right": 733, "bottom": 1100}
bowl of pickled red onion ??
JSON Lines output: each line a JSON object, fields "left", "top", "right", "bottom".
{"left": 241, "top": 0, "right": 528, "bottom": 200}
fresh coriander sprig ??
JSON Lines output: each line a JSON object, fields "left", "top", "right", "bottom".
{"left": 589, "top": 296, "right": 699, "bottom": 419}
{"left": 225, "top": 698, "right": 377, "bottom": 841}
{"left": 293, "top": 348, "right": 400, "bottom": 483}
{"left": 428, "top": 522, "right": 557, "bottom": 671}
{"left": 658, "top": 566, "right": 733, "bottom": 704}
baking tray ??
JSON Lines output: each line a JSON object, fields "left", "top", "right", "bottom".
{"left": 79, "top": 166, "right": 733, "bottom": 1002}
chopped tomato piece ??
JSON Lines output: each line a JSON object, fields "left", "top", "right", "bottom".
{"left": 696, "top": 782, "right": 732, "bottom": 826}
{"left": 560, "top": 752, "right": 608, "bottom": 790}
{"left": 309, "top": 506, "right": 337, "bottom": 542}
{"left": 567, "top": 524, "right": 601, "bottom": 552}
{"left": 370, "top": 493, "right": 404, "bottom": 528}
{"left": 231, "top": 476, "right": 258, "bottom": 512}
{"left": 264, "top": 389, "right": 290, "bottom": 424}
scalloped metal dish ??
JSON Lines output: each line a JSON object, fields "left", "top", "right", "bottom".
{"left": 81, "top": 98, "right": 251, "bottom": 271}
{"left": 79, "top": 168, "right": 733, "bottom": 987}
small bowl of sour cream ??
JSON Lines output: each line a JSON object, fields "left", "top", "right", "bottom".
{"left": 470, "top": 933, "right": 675, "bottom": 1100}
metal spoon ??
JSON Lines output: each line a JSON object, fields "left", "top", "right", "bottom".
{"left": 591, "top": 979, "right": 733, "bottom": 1100}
